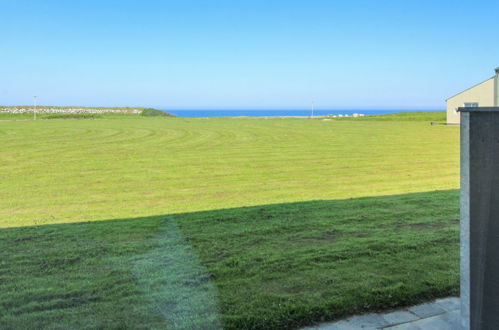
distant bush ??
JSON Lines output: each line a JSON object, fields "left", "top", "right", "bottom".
{"left": 141, "top": 108, "right": 173, "bottom": 117}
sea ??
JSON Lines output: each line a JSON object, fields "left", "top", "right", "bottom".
{"left": 165, "top": 109, "right": 443, "bottom": 118}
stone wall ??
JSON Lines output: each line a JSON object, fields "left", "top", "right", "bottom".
{"left": 0, "top": 107, "right": 142, "bottom": 114}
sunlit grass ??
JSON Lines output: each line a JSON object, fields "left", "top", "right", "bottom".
{"left": 0, "top": 114, "right": 458, "bottom": 229}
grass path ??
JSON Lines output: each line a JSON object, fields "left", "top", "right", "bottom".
{"left": 133, "top": 216, "right": 222, "bottom": 329}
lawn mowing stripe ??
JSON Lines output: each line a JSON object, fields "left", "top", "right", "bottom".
{"left": 132, "top": 216, "right": 222, "bottom": 330}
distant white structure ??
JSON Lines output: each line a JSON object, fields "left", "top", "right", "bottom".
{"left": 33, "top": 96, "right": 37, "bottom": 120}
{"left": 328, "top": 113, "right": 365, "bottom": 118}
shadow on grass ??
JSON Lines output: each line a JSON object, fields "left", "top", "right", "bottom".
{"left": 0, "top": 189, "right": 460, "bottom": 329}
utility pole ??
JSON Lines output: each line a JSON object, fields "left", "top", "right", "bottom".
{"left": 311, "top": 101, "right": 315, "bottom": 118}
{"left": 33, "top": 96, "right": 37, "bottom": 120}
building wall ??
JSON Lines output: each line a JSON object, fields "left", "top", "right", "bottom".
{"left": 446, "top": 78, "right": 495, "bottom": 124}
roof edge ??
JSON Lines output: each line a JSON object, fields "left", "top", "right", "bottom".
{"left": 446, "top": 76, "right": 495, "bottom": 101}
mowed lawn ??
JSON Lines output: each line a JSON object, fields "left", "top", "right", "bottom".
{"left": 0, "top": 113, "right": 460, "bottom": 329}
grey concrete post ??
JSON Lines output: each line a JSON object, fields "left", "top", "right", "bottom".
{"left": 460, "top": 107, "right": 499, "bottom": 330}
{"left": 461, "top": 110, "right": 470, "bottom": 330}
{"left": 495, "top": 68, "right": 499, "bottom": 107}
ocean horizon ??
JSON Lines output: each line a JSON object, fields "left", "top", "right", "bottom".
{"left": 164, "top": 109, "right": 444, "bottom": 118}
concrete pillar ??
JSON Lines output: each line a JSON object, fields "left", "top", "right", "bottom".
{"left": 460, "top": 107, "right": 499, "bottom": 330}
{"left": 461, "top": 109, "right": 470, "bottom": 329}
{"left": 495, "top": 68, "right": 499, "bottom": 107}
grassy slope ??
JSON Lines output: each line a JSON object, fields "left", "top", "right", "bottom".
{"left": 0, "top": 113, "right": 460, "bottom": 329}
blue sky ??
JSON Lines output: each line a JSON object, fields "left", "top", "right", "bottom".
{"left": 2, "top": 0, "right": 499, "bottom": 109}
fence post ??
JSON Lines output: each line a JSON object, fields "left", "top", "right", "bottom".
{"left": 460, "top": 107, "right": 499, "bottom": 330}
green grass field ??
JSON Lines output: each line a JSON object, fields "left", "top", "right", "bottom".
{"left": 0, "top": 112, "right": 460, "bottom": 329}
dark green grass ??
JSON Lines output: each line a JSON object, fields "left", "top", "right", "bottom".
{"left": 0, "top": 112, "right": 34, "bottom": 120}
{"left": 0, "top": 191, "right": 459, "bottom": 329}
{"left": 0, "top": 112, "right": 118, "bottom": 120}
{"left": 175, "top": 190, "right": 459, "bottom": 329}
{"left": 43, "top": 113, "right": 102, "bottom": 120}
{"left": 0, "top": 218, "right": 167, "bottom": 329}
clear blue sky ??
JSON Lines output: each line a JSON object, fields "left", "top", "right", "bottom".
{"left": 2, "top": 0, "right": 499, "bottom": 110}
